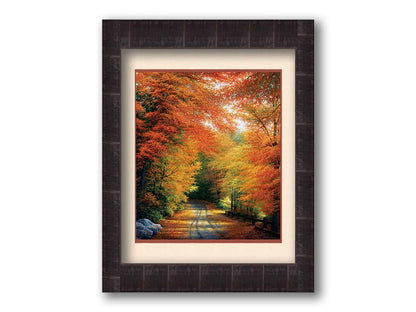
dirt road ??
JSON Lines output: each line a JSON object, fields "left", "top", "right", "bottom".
{"left": 149, "top": 200, "right": 279, "bottom": 240}
{"left": 188, "top": 201, "right": 223, "bottom": 239}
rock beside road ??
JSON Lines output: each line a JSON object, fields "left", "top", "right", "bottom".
{"left": 136, "top": 219, "right": 162, "bottom": 239}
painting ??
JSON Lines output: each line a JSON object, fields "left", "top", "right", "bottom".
{"left": 135, "top": 71, "right": 282, "bottom": 242}
{"left": 104, "top": 20, "right": 313, "bottom": 292}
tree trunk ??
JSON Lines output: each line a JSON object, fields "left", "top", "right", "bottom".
{"left": 138, "top": 161, "right": 149, "bottom": 196}
{"left": 272, "top": 98, "right": 279, "bottom": 146}
{"left": 230, "top": 189, "right": 234, "bottom": 212}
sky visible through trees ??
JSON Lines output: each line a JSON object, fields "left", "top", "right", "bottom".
{"left": 135, "top": 71, "right": 281, "bottom": 233}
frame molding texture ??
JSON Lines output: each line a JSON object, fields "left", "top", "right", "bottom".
{"left": 103, "top": 20, "right": 314, "bottom": 292}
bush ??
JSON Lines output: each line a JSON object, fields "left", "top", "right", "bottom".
{"left": 175, "top": 202, "right": 185, "bottom": 211}
{"left": 161, "top": 204, "right": 174, "bottom": 217}
{"left": 136, "top": 207, "right": 163, "bottom": 224}
{"left": 216, "top": 197, "right": 231, "bottom": 210}
{"left": 216, "top": 201, "right": 226, "bottom": 209}
{"left": 253, "top": 208, "right": 265, "bottom": 220}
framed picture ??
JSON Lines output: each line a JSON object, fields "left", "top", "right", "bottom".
{"left": 103, "top": 20, "right": 314, "bottom": 292}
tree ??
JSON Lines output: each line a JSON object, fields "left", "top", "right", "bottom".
{"left": 214, "top": 72, "right": 281, "bottom": 215}
{"left": 135, "top": 71, "right": 235, "bottom": 222}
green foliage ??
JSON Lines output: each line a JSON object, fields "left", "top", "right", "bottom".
{"left": 216, "top": 197, "right": 231, "bottom": 210}
{"left": 161, "top": 204, "right": 174, "bottom": 217}
{"left": 187, "top": 152, "right": 217, "bottom": 202}
{"left": 253, "top": 207, "right": 264, "bottom": 220}
{"left": 160, "top": 195, "right": 184, "bottom": 216}
{"left": 175, "top": 202, "right": 185, "bottom": 211}
{"left": 136, "top": 206, "right": 163, "bottom": 224}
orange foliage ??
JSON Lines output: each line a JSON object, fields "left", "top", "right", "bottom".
{"left": 135, "top": 72, "right": 235, "bottom": 165}
{"left": 135, "top": 71, "right": 281, "bottom": 219}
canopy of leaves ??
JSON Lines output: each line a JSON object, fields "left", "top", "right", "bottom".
{"left": 135, "top": 71, "right": 281, "bottom": 223}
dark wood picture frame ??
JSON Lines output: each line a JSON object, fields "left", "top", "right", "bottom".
{"left": 103, "top": 20, "right": 314, "bottom": 292}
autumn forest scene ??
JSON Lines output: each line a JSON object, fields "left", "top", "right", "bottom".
{"left": 135, "top": 71, "right": 281, "bottom": 240}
